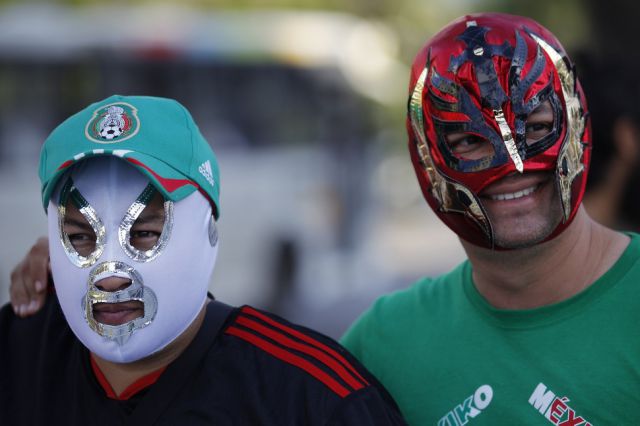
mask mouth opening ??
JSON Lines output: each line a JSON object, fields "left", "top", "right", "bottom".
{"left": 83, "top": 261, "right": 157, "bottom": 346}
{"left": 91, "top": 274, "right": 144, "bottom": 326}
{"left": 92, "top": 300, "right": 145, "bottom": 327}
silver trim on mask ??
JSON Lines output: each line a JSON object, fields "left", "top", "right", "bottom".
{"left": 83, "top": 261, "right": 157, "bottom": 346}
{"left": 58, "top": 178, "right": 106, "bottom": 268}
{"left": 118, "top": 184, "right": 174, "bottom": 263}
{"left": 529, "top": 32, "right": 586, "bottom": 222}
{"left": 493, "top": 108, "right": 524, "bottom": 173}
{"left": 409, "top": 64, "right": 493, "bottom": 245}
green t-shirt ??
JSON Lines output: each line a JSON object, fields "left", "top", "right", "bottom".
{"left": 342, "top": 233, "right": 640, "bottom": 425}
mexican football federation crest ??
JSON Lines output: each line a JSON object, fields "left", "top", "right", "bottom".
{"left": 85, "top": 102, "right": 140, "bottom": 143}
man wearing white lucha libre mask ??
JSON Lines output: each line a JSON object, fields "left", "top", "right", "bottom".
{"left": 1, "top": 95, "right": 406, "bottom": 425}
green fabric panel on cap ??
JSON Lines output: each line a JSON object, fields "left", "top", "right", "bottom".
{"left": 39, "top": 95, "right": 220, "bottom": 218}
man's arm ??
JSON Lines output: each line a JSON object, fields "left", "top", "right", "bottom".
{"left": 9, "top": 237, "right": 50, "bottom": 317}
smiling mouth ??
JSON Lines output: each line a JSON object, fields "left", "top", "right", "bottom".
{"left": 486, "top": 184, "right": 539, "bottom": 201}
{"left": 92, "top": 301, "right": 144, "bottom": 326}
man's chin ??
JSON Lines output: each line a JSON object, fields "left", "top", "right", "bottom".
{"left": 493, "top": 234, "right": 549, "bottom": 250}
{"left": 491, "top": 222, "right": 560, "bottom": 250}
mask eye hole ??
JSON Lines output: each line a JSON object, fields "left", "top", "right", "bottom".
{"left": 63, "top": 202, "right": 97, "bottom": 257}
{"left": 129, "top": 192, "right": 166, "bottom": 251}
{"left": 525, "top": 100, "right": 554, "bottom": 145}
{"left": 119, "top": 184, "right": 173, "bottom": 262}
{"left": 57, "top": 178, "right": 105, "bottom": 268}
{"left": 445, "top": 132, "right": 495, "bottom": 161}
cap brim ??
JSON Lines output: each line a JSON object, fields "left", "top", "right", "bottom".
{"left": 42, "top": 150, "right": 207, "bottom": 215}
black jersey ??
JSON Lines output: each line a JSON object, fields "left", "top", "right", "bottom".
{"left": 0, "top": 297, "right": 406, "bottom": 425}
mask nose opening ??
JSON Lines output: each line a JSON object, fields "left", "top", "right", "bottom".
{"left": 84, "top": 261, "right": 157, "bottom": 344}
{"left": 91, "top": 275, "right": 145, "bottom": 328}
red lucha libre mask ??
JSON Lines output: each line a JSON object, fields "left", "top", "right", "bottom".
{"left": 407, "top": 13, "right": 591, "bottom": 249}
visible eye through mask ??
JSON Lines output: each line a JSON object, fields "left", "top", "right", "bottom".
{"left": 58, "top": 179, "right": 173, "bottom": 267}
{"left": 58, "top": 178, "right": 105, "bottom": 268}
{"left": 119, "top": 184, "right": 173, "bottom": 263}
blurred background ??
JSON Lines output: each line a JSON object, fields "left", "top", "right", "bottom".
{"left": 1, "top": 0, "right": 639, "bottom": 339}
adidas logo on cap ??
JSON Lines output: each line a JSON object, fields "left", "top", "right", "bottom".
{"left": 199, "top": 160, "right": 215, "bottom": 187}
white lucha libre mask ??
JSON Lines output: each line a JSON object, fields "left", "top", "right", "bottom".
{"left": 47, "top": 157, "right": 219, "bottom": 363}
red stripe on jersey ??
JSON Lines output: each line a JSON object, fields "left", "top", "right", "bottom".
{"left": 236, "top": 315, "right": 365, "bottom": 391}
{"left": 240, "top": 306, "right": 369, "bottom": 386}
{"left": 225, "top": 326, "right": 351, "bottom": 398}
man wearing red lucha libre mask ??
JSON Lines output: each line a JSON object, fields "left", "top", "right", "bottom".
{"left": 342, "top": 13, "right": 640, "bottom": 424}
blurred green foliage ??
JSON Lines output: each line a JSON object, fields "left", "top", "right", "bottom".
{"left": 0, "top": 0, "right": 588, "bottom": 58}
{"left": 3, "top": 0, "right": 629, "bottom": 153}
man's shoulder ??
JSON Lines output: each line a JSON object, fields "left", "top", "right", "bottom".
{"left": 220, "top": 305, "right": 378, "bottom": 398}
{"left": 353, "top": 261, "right": 469, "bottom": 324}
{"left": 205, "top": 304, "right": 405, "bottom": 424}
{"left": 340, "top": 261, "right": 469, "bottom": 360}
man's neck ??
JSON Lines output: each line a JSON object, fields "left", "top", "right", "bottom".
{"left": 461, "top": 207, "right": 630, "bottom": 310}
{"left": 92, "top": 302, "right": 208, "bottom": 396}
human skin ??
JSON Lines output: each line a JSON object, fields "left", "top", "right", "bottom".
{"left": 10, "top": 237, "right": 49, "bottom": 316}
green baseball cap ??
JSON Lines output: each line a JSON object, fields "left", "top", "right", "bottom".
{"left": 39, "top": 95, "right": 220, "bottom": 218}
